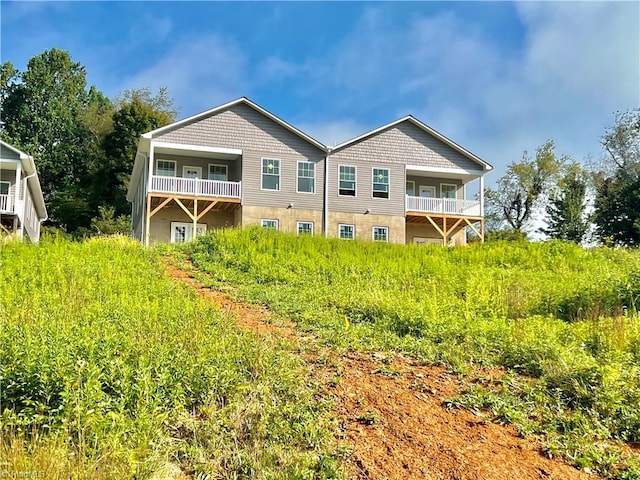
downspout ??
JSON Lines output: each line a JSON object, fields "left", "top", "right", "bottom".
{"left": 324, "top": 149, "right": 330, "bottom": 237}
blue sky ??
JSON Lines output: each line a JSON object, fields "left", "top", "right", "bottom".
{"left": 1, "top": 1, "right": 639, "bottom": 181}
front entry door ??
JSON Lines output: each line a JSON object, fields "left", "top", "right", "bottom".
{"left": 183, "top": 166, "right": 202, "bottom": 179}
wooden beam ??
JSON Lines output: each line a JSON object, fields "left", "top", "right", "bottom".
{"left": 197, "top": 200, "right": 218, "bottom": 220}
{"left": 149, "top": 197, "right": 173, "bottom": 217}
{"left": 174, "top": 197, "right": 196, "bottom": 221}
{"left": 464, "top": 218, "right": 481, "bottom": 239}
{"left": 193, "top": 198, "right": 198, "bottom": 240}
{"left": 145, "top": 194, "right": 151, "bottom": 246}
{"left": 444, "top": 218, "right": 464, "bottom": 237}
{"left": 424, "top": 215, "right": 445, "bottom": 238}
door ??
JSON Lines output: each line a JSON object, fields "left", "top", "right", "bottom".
{"left": 419, "top": 186, "right": 436, "bottom": 197}
{"left": 170, "top": 222, "right": 207, "bottom": 243}
{"left": 183, "top": 166, "right": 202, "bottom": 179}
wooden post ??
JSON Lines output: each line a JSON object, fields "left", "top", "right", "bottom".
{"left": 145, "top": 194, "right": 151, "bottom": 246}
{"left": 193, "top": 199, "right": 198, "bottom": 241}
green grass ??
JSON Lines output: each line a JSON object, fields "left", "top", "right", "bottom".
{"left": 187, "top": 227, "right": 640, "bottom": 479}
{"left": 0, "top": 236, "right": 340, "bottom": 479}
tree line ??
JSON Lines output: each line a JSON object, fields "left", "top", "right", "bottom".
{"left": 1, "top": 48, "right": 638, "bottom": 245}
{"left": 1, "top": 48, "right": 175, "bottom": 235}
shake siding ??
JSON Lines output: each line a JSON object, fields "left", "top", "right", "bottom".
{"left": 0, "top": 145, "right": 20, "bottom": 160}
{"left": 333, "top": 122, "right": 481, "bottom": 171}
{"left": 154, "top": 103, "right": 325, "bottom": 211}
{"left": 327, "top": 158, "right": 405, "bottom": 216}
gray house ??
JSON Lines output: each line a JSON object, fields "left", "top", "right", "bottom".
{"left": 127, "top": 98, "right": 491, "bottom": 245}
{"left": 0, "top": 140, "right": 47, "bottom": 242}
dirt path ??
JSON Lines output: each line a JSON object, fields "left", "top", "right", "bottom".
{"left": 164, "top": 259, "right": 593, "bottom": 480}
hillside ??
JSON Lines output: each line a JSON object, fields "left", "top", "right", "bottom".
{"left": 1, "top": 233, "right": 639, "bottom": 479}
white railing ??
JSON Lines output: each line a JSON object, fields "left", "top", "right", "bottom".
{"left": 150, "top": 176, "right": 241, "bottom": 199}
{"left": 0, "top": 194, "right": 12, "bottom": 213}
{"left": 406, "top": 195, "right": 481, "bottom": 216}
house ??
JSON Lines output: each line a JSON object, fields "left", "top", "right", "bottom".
{"left": 126, "top": 98, "right": 491, "bottom": 246}
{"left": 0, "top": 140, "right": 47, "bottom": 242}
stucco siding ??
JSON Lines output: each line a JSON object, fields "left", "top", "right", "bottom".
{"left": 327, "top": 157, "right": 405, "bottom": 216}
{"left": 328, "top": 212, "right": 406, "bottom": 244}
{"left": 241, "top": 205, "right": 324, "bottom": 234}
{"left": 406, "top": 223, "right": 466, "bottom": 246}
{"left": 149, "top": 207, "right": 237, "bottom": 244}
{"left": 333, "top": 122, "right": 480, "bottom": 171}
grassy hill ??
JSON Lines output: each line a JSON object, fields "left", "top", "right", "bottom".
{"left": 1, "top": 231, "right": 639, "bottom": 478}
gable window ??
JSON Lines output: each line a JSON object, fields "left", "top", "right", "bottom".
{"left": 170, "top": 222, "right": 206, "bottom": 243}
{"left": 406, "top": 180, "right": 415, "bottom": 196}
{"left": 297, "top": 221, "right": 314, "bottom": 235}
{"left": 157, "top": 159, "right": 176, "bottom": 177}
{"left": 297, "top": 161, "right": 315, "bottom": 193}
{"left": 339, "top": 165, "right": 356, "bottom": 196}
{"left": 441, "top": 184, "right": 457, "bottom": 199}
{"left": 0, "top": 181, "right": 9, "bottom": 195}
{"left": 338, "top": 224, "right": 355, "bottom": 240}
{"left": 372, "top": 168, "right": 389, "bottom": 198}
{"left": 209, "top": 164, "right": 228, "bottom": 181}
{"left": 262, "top": 158, "right": 280, "bottom": 190}
{"left": 372, "top": 226, "right": 389, "bottom": 242}
{"left": 261, "top": 219, "right": 279, "bottom": 230}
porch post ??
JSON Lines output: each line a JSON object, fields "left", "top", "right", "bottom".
{"left": 193, "top": 199, "right": 198, "bottom": 241}
{"left": 479, "top": 175, "right": 485, "bottom": 216}
{"left": 145, "top": 194, "right": 151, "bottom": 247}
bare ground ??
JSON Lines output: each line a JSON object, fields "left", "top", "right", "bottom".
{"left": 164, "top": 259, "right": 594, "bottom": 480}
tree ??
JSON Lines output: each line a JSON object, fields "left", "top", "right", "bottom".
{"left": 540, "top": 165, "right": 588, "bottom": 243}
{"left": 95, "top": 88, "right": 175, "bottom": 216}
{"left": 485, "top": 140, "right": 565, "bottom": 234}
{"left": 592, "top": 109, "right": 640, "bottom": 246}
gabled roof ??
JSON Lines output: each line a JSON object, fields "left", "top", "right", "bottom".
{"left": 0, "top": 139, "right": 47, "bottom": 219}
{"left": 143, "top": 97, "right": 327, "bottom": 151}
{"left": 330, "top": 115, "right": 493, "bottom": 172}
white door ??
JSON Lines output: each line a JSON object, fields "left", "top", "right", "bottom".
{"left": 170, "top": 222, "right": 207, "bottom": 243}
{"left": 183, "top": 166, "right": 202, "bottom": 179}
{"left": 419, "top": 186, "right": 436, "bottom": 198}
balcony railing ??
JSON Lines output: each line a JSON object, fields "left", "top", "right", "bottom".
{"left": 0, "top": 194, "right": 12, "bottom": 213}
{"left": 150, "top": 175, "right": 241, "bottom": 199}
{"left": 406, "top": 195, "right": 481, "bottom": 216}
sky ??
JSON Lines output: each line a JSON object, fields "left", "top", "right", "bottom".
{"left": 1, "top": 1, "right": 639, "bottom": 183}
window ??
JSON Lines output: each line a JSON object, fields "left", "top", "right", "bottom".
{"left": 183, "top": 166, "right": 202, "bottom": 179}
{"left": 209, "top": 164, "right": 228, "bottom": 181}
{"left": 372, "top": 168, "right": 389, "bottom": 198}
{"left": 157, "top": 159, "right": 176, "bottom": 177}
{"left": 297, "top": 221, "right": 314, "bottom": 235}
{"left": 0, "top": 181, "right": 9, "bottom": 195}
{"left": 406, "top": 180, "right": 415, "bottom": 196}
{"left": 339, "top": 165, "right": 356, "bottom": 196}
{"left": 261, "top": 219, "right": 279, "bottom": 230}
{"left": 419, "top": 186, "right": 436, "bottom": 198}
{"left": 297, "top": 161, "right": 315, "bottom": 193}
{"left": 339, "top": 224, "right": 355, "bottom": 240}
{"left": 441, "top": 184, "right": 457, "bottom": 199}
{"left": 262, "top": 158, "right": 280, "bottom": 190}
{"left": 170, "top": 222, "right": 207, "bottom": 243}
{"left": 373, "top": 226, "right": 389, "bottom": 242}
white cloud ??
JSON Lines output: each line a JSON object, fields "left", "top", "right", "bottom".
{"left": 122, "top": 34, "right": 249, "bottom": 117}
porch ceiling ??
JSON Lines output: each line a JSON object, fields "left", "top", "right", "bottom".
{"left": 154, "top": 145, "right": 241, "bottom": 161}
{"left": 405, "top": 165, "right": 482, "bottom": 183}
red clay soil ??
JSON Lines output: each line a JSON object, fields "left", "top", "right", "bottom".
{"left": 164, "top": 259, "right": 594, "bottom": 480}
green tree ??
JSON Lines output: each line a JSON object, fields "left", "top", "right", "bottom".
{"left": 485, "top": 140, "right": 565, "bottom": 234}
{"left": 540, "top": 166, "right": 588, "bottom": 243}
{"left": 96, "top": 88, "right": 175, "bottom": 216}
{"left": 592, "top": 109, "right": 640, "bottom": 246}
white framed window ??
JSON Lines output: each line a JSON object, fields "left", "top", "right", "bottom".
{"left": 183, "top": 165, "right": 202, "bottom": 179}
{"left": 406, "top": 180, "right": 415, "bottom": 196}
{"left": 297, "top": 161, "right": 315, "bottom": 193}
{"left": 208, "top": 164, "right": 228, "bottom": 181}
{"left": 372, "top": 226, "right": 389, "bottom": 242}
{"left": 262, "top": 158, "right": 280, "bottom": 190}
{"left": 441, "top": 183, "right": 457, "bottom": 199}
{"left": 338, "top": 224, "right": 355, "bottom": 240}
{"left": 156, "top": 159, "right": 176, "bottom": 177}
{"left": 0, "top": 181, "right": 9, "bottom": 195}
{"left": 338, "top": 165, "right": 356, "bottom": 196}
{"left": 419, "top": 185, "right": 436, "bottom": 198}
{"left": 297, "top": 221, "right": 314, "bottom": 235}
{"left": 372, "top": 168, "right": 389, "bottom": 198}
{"left": 261, "top": 219, "right": 279, "bottom": 230}
{"left": 170, "top": 222, "right": 207, "bottom": 243}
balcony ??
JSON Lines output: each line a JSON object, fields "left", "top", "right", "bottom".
{"left": 150, "top": 175, "right": 241, "bottom": 199}
{"left": 0, "top": 194, "right": 13, "bottom": 213}
{"left": 406, "top": 195, "right": 481, "bottom": 217}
